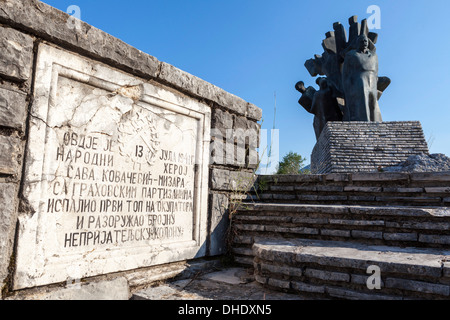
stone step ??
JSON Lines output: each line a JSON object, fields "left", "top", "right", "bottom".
{"left": 250, "top": 173, "right": 450, "bottom": 207}
{"left": 232, "top": 203, "right": 450, "bottom": 250}
{"left": 252, "top": 238, "right": 450, "bottom": 300}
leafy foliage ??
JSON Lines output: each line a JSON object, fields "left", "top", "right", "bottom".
{"left": 276, "top": 151, "right": 308, "bottom": 175}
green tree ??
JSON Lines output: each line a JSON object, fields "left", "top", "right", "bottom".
{"left": 276, "top": 152, "right": 308, "bottom": 175}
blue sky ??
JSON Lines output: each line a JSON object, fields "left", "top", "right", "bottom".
{"left": 42, "top": 0, "right": 450, "bottom": 172}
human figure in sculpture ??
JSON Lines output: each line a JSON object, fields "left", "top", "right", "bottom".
{"left": 310, "top": 78, "right": 343, "bottom": 140}
{"left": 342, "top": 34, "right": 382, "bottom": 122}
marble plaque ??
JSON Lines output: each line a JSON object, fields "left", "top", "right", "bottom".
{"left": 14, "top": 44, "right": 211, "bottom": 289}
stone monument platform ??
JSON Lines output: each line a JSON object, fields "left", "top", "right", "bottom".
{"left": 311, "top": 121, "right": 429, "bottom": 174}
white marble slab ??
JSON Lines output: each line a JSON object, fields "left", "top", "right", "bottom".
{"left": 14, "top": 44, "right": 211, "bottom": 289}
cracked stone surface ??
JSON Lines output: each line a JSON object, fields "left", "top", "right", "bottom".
{"left": 0, "top": 86, "right": 28, "bottom": 131}
{"left": 132, "top": 268, "right": 306, "bottom": 300}
{"left": 14, "top": 43, "right": 212, "bottom": 290}
{"left": 0, "top": 183, "right": 18, "bottom": 288}
{"left": 0, "top": 25, "right": 34, "bottom": 82}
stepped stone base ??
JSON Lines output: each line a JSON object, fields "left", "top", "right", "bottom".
{"left": 251, "top": 172, "right": 450, "bottom": 207}
{"left": 232, "top": 203, "right": 450, "bottom": 253}
{"left": 232, "top": 202, "right": 450, "bottom": 299}
{"left": 253, "top": 239, "right": 450, "bottom": 300}
{"left": 232, "top": 170, "right": 450, "bottom": 300}
{"left": 311, "top": 121, "right": 429, "bottom": 174}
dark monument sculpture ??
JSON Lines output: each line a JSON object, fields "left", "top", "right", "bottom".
{"left": 296, "top": 78, "right": 343, "bottom": 140}
{"left": 296, "top": 16, "right": 391, "bottom": 140}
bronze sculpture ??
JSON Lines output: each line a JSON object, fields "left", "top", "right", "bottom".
{"left": 296, "top": 16, "right": 390, "bottom": 140}
{"left": 342, "top": 34, "right": 382, "bottom": 122}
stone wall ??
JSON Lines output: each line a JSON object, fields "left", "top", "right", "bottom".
{"left": 311, "top": 122, "right": 429, "bottom": 174}
{"left": 0, "top": 0, "right": 261, "bottom": 299}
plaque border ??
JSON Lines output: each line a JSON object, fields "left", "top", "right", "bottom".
{"left": 14, "top": 44, "right": 211, "bottom": 289}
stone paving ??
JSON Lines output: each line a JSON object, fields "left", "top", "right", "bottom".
{"left": 132, "top": 267, "right": 308, "bottom": 301}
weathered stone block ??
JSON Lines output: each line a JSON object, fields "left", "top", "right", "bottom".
{"left": 160, "top": 62, "right": 249, "bottom": 116}
{"left": 444, "top": 262, "right": 450, "bottom": 278}
{"left": 291, "top": 281, "right": 325, "bottom": 294}
{"left": 384, "top": 187, "right": 424, "bottom": 193}
{"left": 294, "top": 185, "right": 318, "bottom": 192}
{"left": 351, "top": 230, "right": 383, "bottom": 240}
{"left": 272, "top": 194, "right": 297, "bottom": 200}
{"left": 351, "top": 172, "right": 410, "bottom": 182}
{"left": 419, "top": 234, "right": 450, "bottom": 245}
{"left": 344, "top": 186, "right": 382, "bottom": 193}
{"left": 210, "top": 168, "right": 256, "bottom": 192}
{"left": 304, "top": 268, "right": 350, "bottom": 282}
{"left": 386, "top": 221, "right": 450, "bottom": 231}
{"left": 326, "top": 287, "right": 400, "bottom": 300}
{"left": 316, "top": 185, "right": 344, "bottom": 192}
{"left": 233, "top": 234, "right": 253, "bottom": 245}
{"left": 234, "top": 255, "right": 253, "bottom": 266}
{"left": 253, "top": 244, "right": 296, "bottom": 265}
{"left": 348, "top": 195, "right": 376, "bottom": 201}
{"left": 8, "top": 278, "right": 129, "bottom": 300}
{"left": 271, "top": 174, "right": 322, "bottom": 184}
{"left": 234, "top": 224, "right": 265, "bottom": 232}
{"left": 212, "top": 108, "right": 233, "bottom": 133}
{"left": 231, "top": 247, "right": 253, "bottom": 257}
{"left": 321, "top": 229, "right": 352, "bottom": 238}
{"left": 324, "top": 173, "right": 351, "bottom": 182}
{"left": 209, "top": 193, "right": 230, "bottom": 256}
{"left": 268, "top": 278, "right": 291, "bottom": 289}
{"left": 0, "top": 86, "right": 28, "bottom": 131}
{"left": 425, "top": 187, "right": 450, "bottom": 193}
{"left": 385, "top": 278, "right": 450, "bottom": 296}
{"left": 297, "top": 195, "right": 319, "bottom": 201}
{"left": 329, "top": 219, "right": 384, "bottom": 227}
{"left": 247, "top": 147, "right": 259, "bottom": 170}
{"left": 247, "top": 103, "right": 262, "bottom": 121}
{"left": 0, "top": 26, "right": 34, "bottom": 82}
{"left": 260, "top": 262, "right": 303, "bottom": 278}
{"left": 350, "top": 206, "right": 442, "bottom": 218}
{"left": 236, "top": 215, "right": 292, "bottom": 223}
{"left": 292, "top": 217, "right": 328, "bottom": 225}
{"left": 0, "top": 183, "right": 18, "bottom": 287}
{"left": 124, "top": 262, "right": 188, "bottom": 288}
{"left": 383, "top": 233, "right": 418, "bottom": 242}
{"left": 317, "top": 195, "right": 347, "bottom": 201}
{"left": 0, "top": 134, "right": 21, "bottom": 175}
{"left": 410, "top": 172, "right": 450, "bottom": 182}
{"left": 270, "top": 185, "right": 294, "bottom": 192}
{"left": 351, "top": 274, "right": 385, "bottom": 287}
{"left": 290, "top": 227, "right": 320, "bottom": 235}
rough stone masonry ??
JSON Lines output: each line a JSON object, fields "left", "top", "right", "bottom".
{"left": 0, "top": 0, "right": 261, "bottom": 299}
{"left": 310, "top": 121, "right": 429, "bottom": 174}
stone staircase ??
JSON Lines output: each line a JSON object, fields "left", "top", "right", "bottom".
{"left": 250, "top": 173, "right": 450, "bottom": 207}
{"left": 231, "top": 173, "right": 450, "bottom": 300}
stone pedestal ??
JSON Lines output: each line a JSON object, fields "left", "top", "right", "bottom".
{"left": 311, "top": 121, "right": 429, "bottom": 174}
